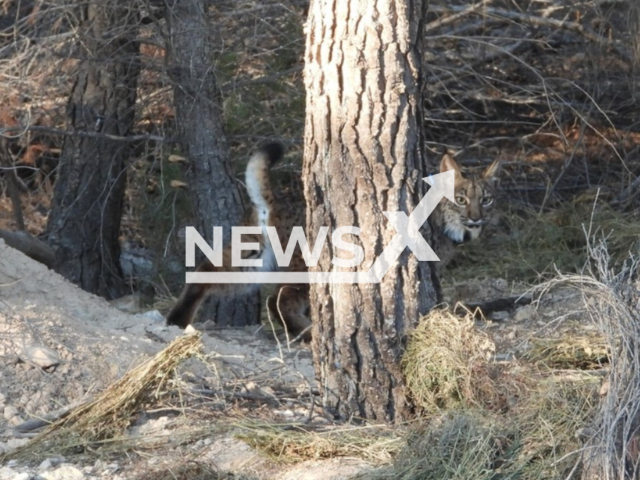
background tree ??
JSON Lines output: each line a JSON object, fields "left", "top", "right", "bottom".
{"left": 303, "top": 0, "right": 436, "bottom": 422}
{"left": 45, "top": 1, "right": 141, "bottom": 298}
{"left": 164, "top": 0, "right": 260, "bottom": 326}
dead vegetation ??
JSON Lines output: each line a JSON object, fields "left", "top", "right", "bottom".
{"left": 236, "top": 423, "right": 402, "bottom": 466}
{"left": 1, "top": 333, "right": 203, "bottom": 463}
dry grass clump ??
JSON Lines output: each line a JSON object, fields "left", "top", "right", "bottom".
{"left": 358, "top": 411, "right": 505, "bottom": 480}
{"left": 512, "top": 379, "right": 599, "bottom": 479}
{"left": 402, "top": 310, "right": 496, "bottom": 412}
{"left": 381, "top": 298, "right": 605, "bottom": 479}
{"left": 361, "top": 379, "right": 598, "bottom": 480}
{"left": 236, "top": 423, "right": 403, "bottom": 466}
{"left": 525, "top": 335, "right": 610, "bottom": 370}
{"left": 2, "top": 333, "right": 203, "bottom": 463}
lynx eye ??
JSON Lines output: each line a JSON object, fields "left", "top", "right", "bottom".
{"left": 481, "top": 196, "right": 493, "bottom": 206}
{"left": 455, "top": 196, "right": 467, "bottom": 206}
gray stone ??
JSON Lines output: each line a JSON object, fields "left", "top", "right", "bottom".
{"left": 514, "top": 304, "right": 536, "bottom": 322}
{"left": 19, "top": 344, "right": 61, "bottom": 369}
{"left": 3, "top": 405, "right": 19, "bottom": 421}
{"left": 134, "top": 310, "right": 165, "bottom": 324}
{"left": 41, "top": 465, "right": 84, "bottom": 480}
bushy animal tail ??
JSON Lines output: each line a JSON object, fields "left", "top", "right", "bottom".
{"left": 245, "top": 142, "right": 283, "bottom": 228}
{"left": 166, "top": 142, "right": 285, "bottom": 330}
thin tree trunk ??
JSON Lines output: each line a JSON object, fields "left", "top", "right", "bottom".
{"left": 45, "top": 1, "right": 139, "bottom": 299}
{"left": 0, "top": 140, "right": 25, "bottom": 231}
{"left": 304, "top": 0, "right": 436, "bottom": 422}
{"left": 164, "top": 0, "right": 260, "bottom": 327}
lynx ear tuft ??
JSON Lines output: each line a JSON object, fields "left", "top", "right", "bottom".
{"left": 440, "top": 153, "right": 463, "bottom": 180}
{"left": 483, "top": 159, "right": 501, "bottom": 186}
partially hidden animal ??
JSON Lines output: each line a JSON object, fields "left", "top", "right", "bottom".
{"left": 166, "top": 145, "right": 500, "bottom": 340}
{"left": 432, "top": 153, "right": 501, "bottom": 266}
{"left": 166, "top": 143, "right": 311, "bottom": 341}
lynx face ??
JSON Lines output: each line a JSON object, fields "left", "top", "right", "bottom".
{"left": 437, "top": 154, "right": 501, "bottom": 245}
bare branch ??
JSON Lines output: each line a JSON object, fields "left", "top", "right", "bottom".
{"left": 0, "top": 125, "right": 174, "bottom": 143}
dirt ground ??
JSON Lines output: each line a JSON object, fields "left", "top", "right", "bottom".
{"left": 0, "top": 240, "right": 379, "bottom": 479}
{"left": 0, "top": 237, "right": 597, "bottom": 480}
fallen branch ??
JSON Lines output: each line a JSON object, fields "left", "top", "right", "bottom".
{"left": 2, "top": 333, "right": 203, "bottom": 462}
{"left": 13, "top": 397, "right": 94, "bottom": 434}
{"left": 455, "top": 294, "right": 533, "bottom": 318}
{"left": 0, "top": 125, "right": 174, "bottom": 143}
{"left": 426, "top": 0, "right": 494, "bottom": 33}
{"left": 0, "top": 229, "right": 56, "bottom": 269}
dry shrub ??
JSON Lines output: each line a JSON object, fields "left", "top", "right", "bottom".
{"left": 525, "top": 335, "right": 610, "bottom": 370}
{"left": 236, "top": 423, "right": 402, "bottom": 466}
{"left": 2, "top": 333, "right": 203, "bottom": 463}
{"left": 513, "top": 379, "right": 599, "bottom": 479}
{"left": 402, "top": 310, "right": 496, "bottom": 412}
{"left": 361, "top": 379, "right": 598, "bottom": 480}
{"left": 357, "top": 411, "right": 505, "bottom": 480}
{"left": 542, "top": 239, "right": 640, "bottom": 480}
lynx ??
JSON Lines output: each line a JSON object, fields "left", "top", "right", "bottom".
{"left": 432, "top": 153, "right": 501, "bottom": 265}
{"left": 166, "top": 143, "right": 311, "bottom": 341}
{"left": 166, "top": 146, "right": 500, "bottom": 341}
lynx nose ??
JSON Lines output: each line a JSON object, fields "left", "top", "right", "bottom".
{"left": 465, "top": 219, "right": 485, "bottom": 228}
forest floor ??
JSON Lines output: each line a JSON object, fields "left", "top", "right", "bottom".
{"left": 0, "top": 239, "right": 604, "bottom": 480}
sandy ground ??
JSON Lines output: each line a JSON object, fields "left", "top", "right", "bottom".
{"left": 0, "top": 240, "right": 376, "bottom": 479}
{"left": 0, "top": 238, "right": 592, "bottom": 480}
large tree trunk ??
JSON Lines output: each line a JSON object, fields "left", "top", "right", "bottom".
{"left": 164, "top": 0, "right": 260, "bottom": 327}
{"left": 303, "top": 0, "right": 436, "bottom": 422}
{"left": 45, "top": 1, "right": 139, "bottom": 299}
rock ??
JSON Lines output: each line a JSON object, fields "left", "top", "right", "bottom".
{"left": 6, "top": 438, "right": 29, "bottom": 450}
{"left": 514, "top": 304, "right": 536, "bottom": 322}
{"left": 18, "top": 343, "right": 61, "bottom": 369}
{"left": 3, "top": 405, "right": 23, "bottom": 426}
{"left": 201, "top": 320, "right": 217, "bottom": 330}
{"left": 3, "top": 405, "right": 19, "bottom": 421}
{"left": 0, "top": 467, "right": 16, "bottom": 480}
{"left": 490, "top": 310, "right": 509, "bottom": 321}
{"left": 134, "top": 310, "right": 165, "bottom": 324}
{"left": 38, "top": 457, "right": 65, "bottom": 472}
{"left": 109, "top": 293, "right": 141, "bottom": 313}
{"left": 0, "top": 467, "right": 30, "bottom": 480}
{"left": 41, "top": 465, "right": 84, "bottom": 480}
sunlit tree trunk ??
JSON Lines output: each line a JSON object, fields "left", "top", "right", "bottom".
{"left": 303, "top": 0, "right": 436, "bottom": 422}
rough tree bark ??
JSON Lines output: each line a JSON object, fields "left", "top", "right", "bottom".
{"left": 164, "top": 0, "right": 260, "bottom": 326}
{"left": 45, "top": 1, "right": 140, "bottom": 299}
{"left": 303, "top": 0, "right": 437, "bottom": 422}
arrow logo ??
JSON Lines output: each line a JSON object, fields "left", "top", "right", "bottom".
{"left": 187, "top": 170, "right": 455, "bottom": 284}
